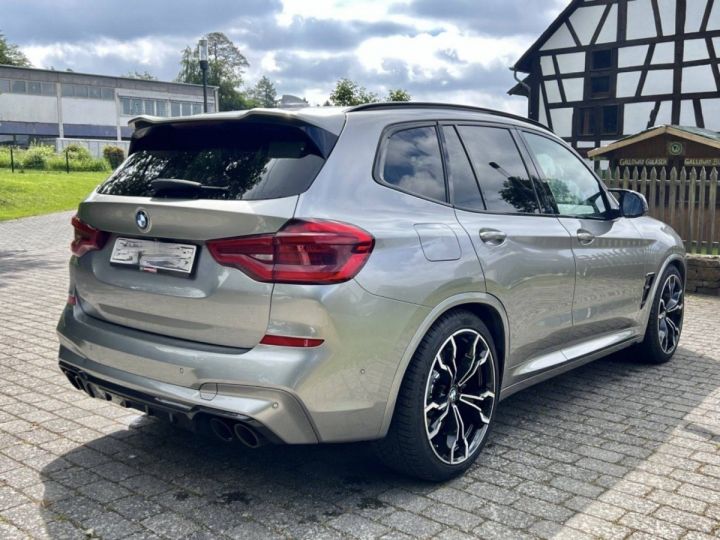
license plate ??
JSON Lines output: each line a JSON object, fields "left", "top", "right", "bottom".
{"left": 110, "top": 237, "right": 197, "bottom": 275}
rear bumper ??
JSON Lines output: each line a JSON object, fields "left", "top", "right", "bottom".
{"left": 58, "top": 341, "right": 319, "bottom": 444}
{"left": 57, "top": 282, "right": 428, "bottom": 443}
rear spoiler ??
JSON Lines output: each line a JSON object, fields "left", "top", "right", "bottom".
{"left": 129, "top": 109, "right": 346, "bottom": 159}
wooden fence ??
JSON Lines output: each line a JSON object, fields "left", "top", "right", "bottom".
{"left": 600, "top": 167, "right": 719, "bottom": 254}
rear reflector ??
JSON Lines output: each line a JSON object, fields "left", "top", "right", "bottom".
{"left": 71, "top": 215, "right": 108, "bottom": 257}
{"left": 67, "top": 294, "right": 77, "bottom": 306}
{"left": 207, "top": 219, "right": 374, "bottom": 285}
{"left": 260, "top": 335, "right": 324, "bottom": 348}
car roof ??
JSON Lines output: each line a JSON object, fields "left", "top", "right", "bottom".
{"left": 129, "top": 102, "right": 550, "bottom": 137}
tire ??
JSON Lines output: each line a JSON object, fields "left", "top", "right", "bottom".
{"left": 637, "top": 266, "right": 684, "bottom": 364}
{"left": 375, "top": 310, "right": 500, "bottom": 481}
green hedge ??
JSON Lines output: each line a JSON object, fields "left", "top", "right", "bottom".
{"left": 0, "top": 144, "right": 110, "bottom": 172}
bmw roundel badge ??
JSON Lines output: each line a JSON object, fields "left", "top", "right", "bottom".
{"left": 135, "top": 209, "right": 150, "bottom": 232}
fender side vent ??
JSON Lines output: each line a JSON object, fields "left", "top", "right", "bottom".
{"left": 640, "top": 273, "right": 656, "bottom": 308}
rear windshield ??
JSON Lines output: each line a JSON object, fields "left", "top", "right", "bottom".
{"left": 97, "top": 121, "right": 328, "bottom": 200}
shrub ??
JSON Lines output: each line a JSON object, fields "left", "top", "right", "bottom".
{"left": 22, "top": 145, "right": 54, "bottom": 169}
{"left": 63, "top": 143, "right": 92, "bottom": 161}
{"left": 103, "top": 146, "right": 125, "bottom": 169}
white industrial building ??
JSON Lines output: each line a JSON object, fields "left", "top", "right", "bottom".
{"left": 0, "top": 65, "right": 219, "bottom": 152}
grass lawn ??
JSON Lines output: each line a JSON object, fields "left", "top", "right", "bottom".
{"left": 0, "top": 169, "right": 107, "bottom": 221}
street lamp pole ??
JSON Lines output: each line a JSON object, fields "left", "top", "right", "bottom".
{"left": 199, "top": 38, "right": 209, "bottom": 113}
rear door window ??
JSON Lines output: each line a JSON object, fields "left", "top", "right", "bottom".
{"left": 97, "top": 122, "right": 329, "bottom": 200}
{"left": 456, "top": 126, "right": 540, "bottom": 214}
{"left": 379, "top": 125, "right": 447, "bottom": 203}
{"left": 442, "top": 125, "right": 485, "bottom": 212}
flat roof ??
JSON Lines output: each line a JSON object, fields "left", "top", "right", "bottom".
{"left": 0, "top": 64, "right": 218, "bottom": 92}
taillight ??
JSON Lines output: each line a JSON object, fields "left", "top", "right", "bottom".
{"left": 71, "top": 215, "right": 108, "bottom": 257}
{"left": 207, "top": 219, "right": 374, "bottom": 284}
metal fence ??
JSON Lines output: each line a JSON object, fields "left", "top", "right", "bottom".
{"left": 55, "top": 138, "right": 130, "bottom": 158}
{"left": 600, "top": 167, "right": 719, "bottom": 254}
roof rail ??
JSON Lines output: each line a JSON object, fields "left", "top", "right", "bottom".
{"left": 347, "top": 102, "right": 548, "bottom": 130}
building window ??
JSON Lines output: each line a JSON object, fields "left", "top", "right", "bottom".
{"left": 171, "top": 102, "right": 181, "bottom": 116}
{"left": 41, "top": 82, "right": 55, "bottom": 96}
{"left": 601, "top": 105, "right": 619, "bottom": 135}
{"left": 144, "top": 100, "right": 155, "bottom": 115}
{"left": 61, "top": 84, "right": 115, "bottom": 100}
{"left": 590, "top": 76, "right": 611, "bottom": 98}
{"left": 156, "top": 101, "right": 167, "bottom": 116}
{"left": 0, "top": 79, "right": 9, "bottom": 93}
{"left": 591, "top": 50, "right": 613, "bottom": 70}
{"left": 11, "top": 80, "right": 26, "bottom": 93}
{"left": 578, "top": 105, "right": 620, "bottom": 137}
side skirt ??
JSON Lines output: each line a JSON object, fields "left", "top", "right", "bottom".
{"left": 499, "top": 333, "right": 641, "bottom": 401}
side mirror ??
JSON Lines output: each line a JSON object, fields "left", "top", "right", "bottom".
{"left": 610, "top": 189, "right": 648, "bottom": 218}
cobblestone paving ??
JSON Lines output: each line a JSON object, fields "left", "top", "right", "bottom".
{"left": 0, "top": 211, "right": 719, "bottom": 539}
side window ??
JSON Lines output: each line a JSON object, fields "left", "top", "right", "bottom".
{"left": 457, "top": 126, "right": 539, "bottom": 214}
{"left": 523, "top": 132, "right": 609, "bottom": 218}
{"left": 442, "top": 126, "right": 484, "bottom": 211}
{"left": 381, "top": 126, "right": 446, "bottom": 202}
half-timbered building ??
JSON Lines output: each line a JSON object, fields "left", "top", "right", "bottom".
{"left": 509, "top": 0, "right": 720, "bottom": 154}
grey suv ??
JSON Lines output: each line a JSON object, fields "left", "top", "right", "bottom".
{"left": 57, "top": 103, "right": 685, "bottom": 481}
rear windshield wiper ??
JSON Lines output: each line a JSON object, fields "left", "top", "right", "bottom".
{"left": 150, "top": 178, "right": 228, "bottom": 197}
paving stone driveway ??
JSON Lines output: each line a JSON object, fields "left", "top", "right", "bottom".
{"left": 0, "top": 211, "right": 719, "bottom": 540}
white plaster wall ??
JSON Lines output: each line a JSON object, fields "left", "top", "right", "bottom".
{"left": 0, "top": 94, "right": 58, "bottom": 123}
{"left": 684, "top": 39, "right": 708, "bottom": 62}
{"left": 619, "top": 45, "right": 649, "bottom": 68}
{"left": 550, "top": 108, "right": 573, "bottom": 138}
{"left": 642, "top": 69, "right": 674, "bottom": 95}
{"left": 682, "top": 65, "right": 718, "bottom": 93}
{"left": 709, "top": 0, "right": 720, "bottom": 30}
{"left": 545, "top": 80, "right": 562, "bottom": 103}
{"left": 624, "top": 102, "right": 655, "bottom": 134}
{"left": 541, "top": 23, "right": 575, "bottom": 50}
{"left": 556, "top": 52, "right": 585, "bottom": 73}
{"left": 655, "top": 101, "right": 672, "bottom": 125}
{"left": 617, "top": 71, "right": 642, "bottom": 98}
{"left": 62, "top": 98, "right": 117, "bottom": 125}
{"left": 569, "top": 5, "right": 606, "bottom": 45}
{"left": 538, "top": 92, "right": 548, "bottom": 127}
{"left": 657, "top": 0, "right": 677, "bottom": 35}
{"left": 563, "top": 78, "right": 584, "bottom": 101}
{"left": 679, "top": 100, "right": 696, "bottom": 125}
{"left": 685, "top": 0, "right": 706, "bottom": 33}
{"left": 652, "top": 41, "right": 675, "bottom": 64}
{"left": 540, "top": 56, "right": 555, "bottom": 77}
{"left": 702, "top": 99, "right": 720, "bottom": 130}
{"left": 627, "top": 0, "right": 656, "bottom": 40}
{"left": 596, "top": 4, "right": 618, "bottom": 43}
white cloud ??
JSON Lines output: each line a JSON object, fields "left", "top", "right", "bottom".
{"left": 356, "top": 31, "right": 528, "bottom": 78}
{"left": 24, "top": 38, "right": 182, "bottom": 77}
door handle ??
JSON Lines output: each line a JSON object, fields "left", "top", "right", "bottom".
{"left": 479, "top": 229, "right": 507, "bottom": 245}
{"left": 577, "top": 230, "right": 595, "bottom": 245}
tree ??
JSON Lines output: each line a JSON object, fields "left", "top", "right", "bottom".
{"left": 176, "top": 32, "right": 251, "bottom": 111}
{"left": 387, "top": 88, "right": 411, "bottom": 102}
{"left": 328, "top": 78, "right": 379, "bottom": 106}
{"left": 249, "top": 76, "right": 278, "bottom": 108}
{"left": 124, "top": 70, "right": 157, "bottom": 80}
{"left": 0, "top": 32, "right": 31, "bottom": 67}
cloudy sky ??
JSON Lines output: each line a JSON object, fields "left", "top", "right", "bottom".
{"left": 4, "top": 0, "right": 568, "bottom": 113}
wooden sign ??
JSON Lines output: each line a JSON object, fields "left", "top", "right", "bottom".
{"left": 684, "top": 158, "right": 720, "bottom": 167}
{"left": 618, "top": 158, "right": 668, "bottom": 166}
